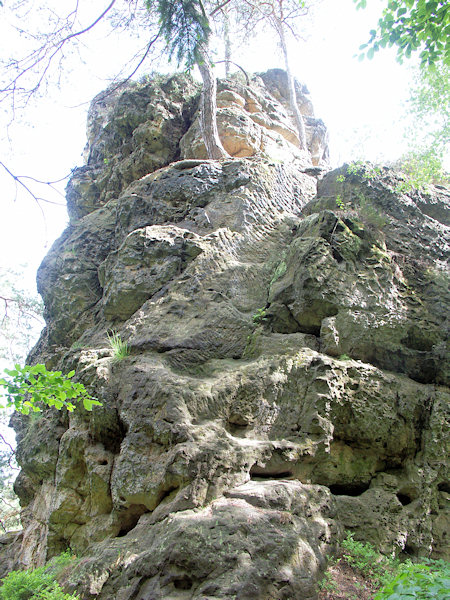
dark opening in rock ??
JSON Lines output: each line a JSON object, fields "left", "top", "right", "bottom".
{"left": 101, "top": 412, "right": 128, "bottom": 455}
{"left": 328, "top": 482, "right": 370, "bottom": 496}
{"left": 117, "top": 504, "right": 149, "bottom": 537}
{"left": 174, "top": 577, "right": 193, "bottom": 590}
{"left": 157, "top": 485, "right": 179, "bottom": 506}
{"left": 250, "top": 464, "right": 293, "bottom": 480}
{"left": 331, "top": 248, "right": 344, "bottom": 263}
{"left": 408, "top": 361, "right": 437, "bottom": 385}
{"left": 397, "top": 493, "right": 412, "bottom": 506}
{"left": 438, "top": 482, "right": 450, "bottom": 493}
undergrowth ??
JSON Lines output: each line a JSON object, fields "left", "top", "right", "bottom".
{"left": 0, "top": 551, "right": 79, "bottom": 600}
{"left": 318, "top": 533, "right": 450, "bottom": 600}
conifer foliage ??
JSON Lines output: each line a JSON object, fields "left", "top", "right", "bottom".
{"left": 151, "top": 0, "right": 211, "bottom": 68}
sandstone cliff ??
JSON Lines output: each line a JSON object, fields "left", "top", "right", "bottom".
{"left": 1, "top": 70, "right": 449, "bottom": 599}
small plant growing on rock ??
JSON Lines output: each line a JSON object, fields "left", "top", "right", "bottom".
{"left": 346, "top": 161, "right": 382, "bottom": 181}
{"left": 335, "top": 194, "right": 346, "bottom": 209}
{"left": 252, "top": 308, "right": 268, "bottom": 325}
{"left": 107, "top": 331, "right": 130, "bottom": 361}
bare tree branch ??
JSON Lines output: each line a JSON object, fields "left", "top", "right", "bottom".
{"left": 0, "top": 161, "right": 68, "bottom": 207}
{"left": 210, "top": 0, "right": 235, "bottom": 17}
{"left": 1, "top": 0, "right": 118, "bottom": 107}
{"left": 215, "top": 60, "right": 250, "bottom": 85}
{"left": 0, "top": 434, "right": 15, "bottom": 459}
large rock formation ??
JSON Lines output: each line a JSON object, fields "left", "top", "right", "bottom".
{"left": 2, "top": 71, "right": 449, "bottom": 599}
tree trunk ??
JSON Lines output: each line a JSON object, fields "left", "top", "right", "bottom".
{"left": 196, "top": 45, "right": 229, "bottom": 159}
{"left": 224, "top": 11, "right": 231, "bottom": 78}
{"left": 276, "top": 20, "right": 307, "bottom": 151}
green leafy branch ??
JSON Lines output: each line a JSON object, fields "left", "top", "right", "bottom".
{"left": 355, "top": 0, "right": 450, "bottom": 67}
{"left": 0, "top": 364, "right": 101, "bottom": 414}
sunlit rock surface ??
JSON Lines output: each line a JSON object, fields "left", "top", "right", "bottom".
{"left": 3, "top": 72, "right": 449, "bottom": 599}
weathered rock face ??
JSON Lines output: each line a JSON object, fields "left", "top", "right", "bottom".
{"left": 4, "top": 72, "right": 449, "bottom": 599}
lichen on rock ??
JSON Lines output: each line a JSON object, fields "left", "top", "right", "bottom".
{"left": 3, "top": 72, "right": 449, "bottom": 599}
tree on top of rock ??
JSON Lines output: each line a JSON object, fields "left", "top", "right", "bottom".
{"left": 0, "top": 0, "right": 229, "bottom": 161}
{"left": 153, "top": 0, "right": 229, "bottom": 158}
{"left": 222, "top": 0, "right": 315, "bottom": 151}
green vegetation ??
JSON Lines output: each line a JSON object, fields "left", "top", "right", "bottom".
{"left": 397, "top": 62, "right": 449, "bottom": 191}
{"left": 335, "top": 161, "right": 382, "bottom": 186}
{"left": 346, "top": 160, "right": 382, "bottom": 180}
{"left": 335, "top": 194, "right": 345, "bottom": 209}
{"left": 319, "top": 533, "right": 450, "bottom": 599}
{"left": 355, "top": 2, "right": 449, "bottom": 190}
{"left": 252, "top": 308, "right": 268, "bottom": 325}
{"left": 107, "top": 332, "right": 130, "bottom": 361}
{"left": 0, "top": 364, "right": 100, "bottom": 414}
{"left": 340, "top": 533, "right": 395, "bottom": 587}
{"left": 152, "top": 0, "right": 210, "bottom": 68}
{"left": 375, "top": 560, "right": 450, "bottom": 599}
{"left": 0, "top": 551, "right": 79, "bottom": 600}
{"left": 355, "top": 0, "right": 449, "bottom": 67}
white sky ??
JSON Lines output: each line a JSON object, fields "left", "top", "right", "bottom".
{"left": 0, "top": 0, "right": 416, "bottom": 316}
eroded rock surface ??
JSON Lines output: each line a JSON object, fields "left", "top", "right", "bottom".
{"left": 3, "top": 73, "right": 449, "bottom": 599}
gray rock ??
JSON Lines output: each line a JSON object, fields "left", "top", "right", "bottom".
{"left": 2, "top": 74, "right": 448, "bottom": 600}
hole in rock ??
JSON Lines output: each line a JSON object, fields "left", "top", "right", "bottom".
{"left": 397, "top": 493, "right": 412, "bottom": 506}
{"left": 157, "top": 485, "right": 179, "bottom": 505}
{"left": 227, "top": 422, "right": 249, "bottom": 436}
{"left": 98, "top": 459, "right": 108, "bottom": 466}
{"left": 331, "top": 248, "right": 343, "bottom": 263}
{"left": 173, "top": 577, "right": 193, "bottom": 590}
{"left": 250, "top": 465, "right": 293, "bottom": 480}
{"left": 117, "top": 504, "right": 149, "bottom": 537}
{"left": 401, "top": 543, "right": 417, "bottom": 557}
{"left": 438, "top": 482, "right": 450, "bottom": 493}
{"left": 408, "top": 363, "right": 437, "bottom": 385}
{"left": 328, "top": 483, "right": 370, "bottom": 496}
{"left": 100, "top": 412, "right": 128, "bottom": 455}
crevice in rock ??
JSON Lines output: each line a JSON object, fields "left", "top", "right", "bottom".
{"left": 116, "top": 504, "right": 149, "bottom": 537}
{"left": 437, "top": 482, "right": 450, "bottom": 493}
{"left": 101, "top": 411, "right": 128, "bottom": 455}
{"left": 328, "top": 482, "right": 370, "bottom": 496}
{"left": 267, "top": 301, "right": 319, "bottom": 336}
{"left": 250, "top": 464, "right": 293, "bottom": 480}
{"left": 227, "top": 422, "right": 250, "bottom": 436}
{"left": 331, "top": 248, "right": 344, "bottom": 263}
{"left": 157, "top": 485, "right": 180, "bottom": 505}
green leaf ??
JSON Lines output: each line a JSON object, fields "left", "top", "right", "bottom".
{"left": 1, "top": 363, "right": 102, "bottom": 414}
